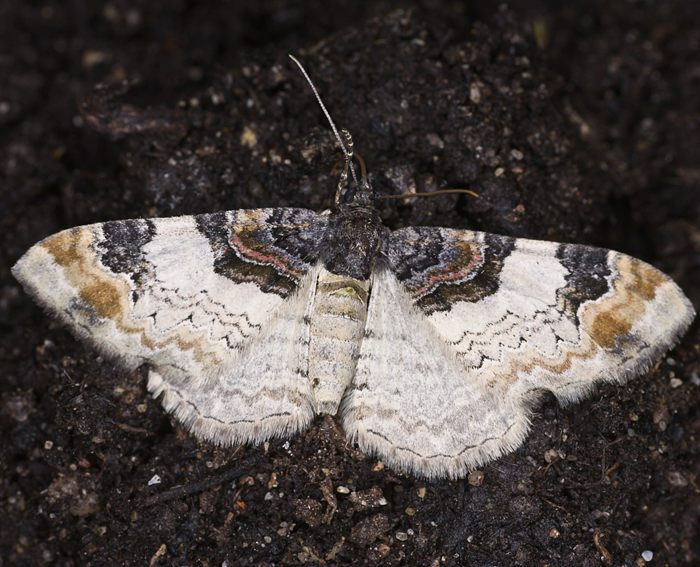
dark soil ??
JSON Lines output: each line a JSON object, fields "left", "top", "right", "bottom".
{"left": 1, "top": 1, "right": 698, "bottom": 566}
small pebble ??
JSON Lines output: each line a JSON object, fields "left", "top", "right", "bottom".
{"left": 240, "top": 126, "right": 257, "bottom": 148}
{"left": 395, "top": 531, "right": 408, "bottom": 541}
{"left": 267, "top": 472, "right": 278, "bottom": 489}
{"left": 666, "top": 471, "right": 688, "bottom": 487}
{"left": 417, "top": 487, "right": 426, "bottom": 499}
{"left": 376, "top": 543, "right": 391, "bottom": 557}
{"left": 468, "top": 470, "right": 485, "bottom": 486}
{"left": 544, "top": 448, "right": 559, "bottom": 463}
{"left": 469, "top": 84, "right": 481, "bottom": 104}
{"left": 670, "top": 378, "right": 683, "bottom": 388}
{"left": 336, "top": 485, "right": 350, "bottom": 494}
{"left": 426, "top": 133, "right": 445, "bottom": 149}
{"left": 148, "top": 474, "right": 161, "bottom": 486}
{"left": 641, "top": 550, "right": 653, "bottom": 562}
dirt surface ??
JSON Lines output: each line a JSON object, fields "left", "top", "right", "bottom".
{"left": 1, "top": 1, "right": 698, "bottom": 566}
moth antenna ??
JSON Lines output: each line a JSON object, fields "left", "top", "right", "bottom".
{"left": 378, "top": 188, "right": 480, "bottom": 200}
{"left": 341, "top": 128, "right": 354, "bottom": 161}
{"left": 288, "top": 54, "right": 360, "bottom": 189}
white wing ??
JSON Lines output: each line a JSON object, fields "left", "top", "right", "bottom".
{"left": 342, "top": 228, "right": 694, "bottom": 479}
{"left": 13, "top": 208, "right": 328, "bottom": 445}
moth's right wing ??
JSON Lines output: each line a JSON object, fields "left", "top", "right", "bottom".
{"left": 342, "top": 226, "right": 694, "bottom": 479}
{"left": 13, "top": 208, "right": 328, "bottom": 445}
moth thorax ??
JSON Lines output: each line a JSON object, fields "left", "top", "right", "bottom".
{"left": 308, "top": 267, "right": 370, "bottom": 415}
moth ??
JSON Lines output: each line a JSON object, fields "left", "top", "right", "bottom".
{"left": 13, "top": 56, "right": 695, "bottom": 479}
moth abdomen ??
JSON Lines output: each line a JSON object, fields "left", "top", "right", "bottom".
{"left": 308, "top": 267, "right": 370, "bottom": 415}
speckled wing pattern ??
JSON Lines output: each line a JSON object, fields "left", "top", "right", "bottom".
{"left": 12, "top": 208, "right": 328, "bottom": 444}
{"left": 343, "top": 227, "right": 695, "bottom": 478}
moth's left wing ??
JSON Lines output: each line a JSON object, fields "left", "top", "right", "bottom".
{"left": 342, "top": 227, "right": 695, "bottom": 479}
{"left": 13, "top": 208, "right": 328, "bottom": 445}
